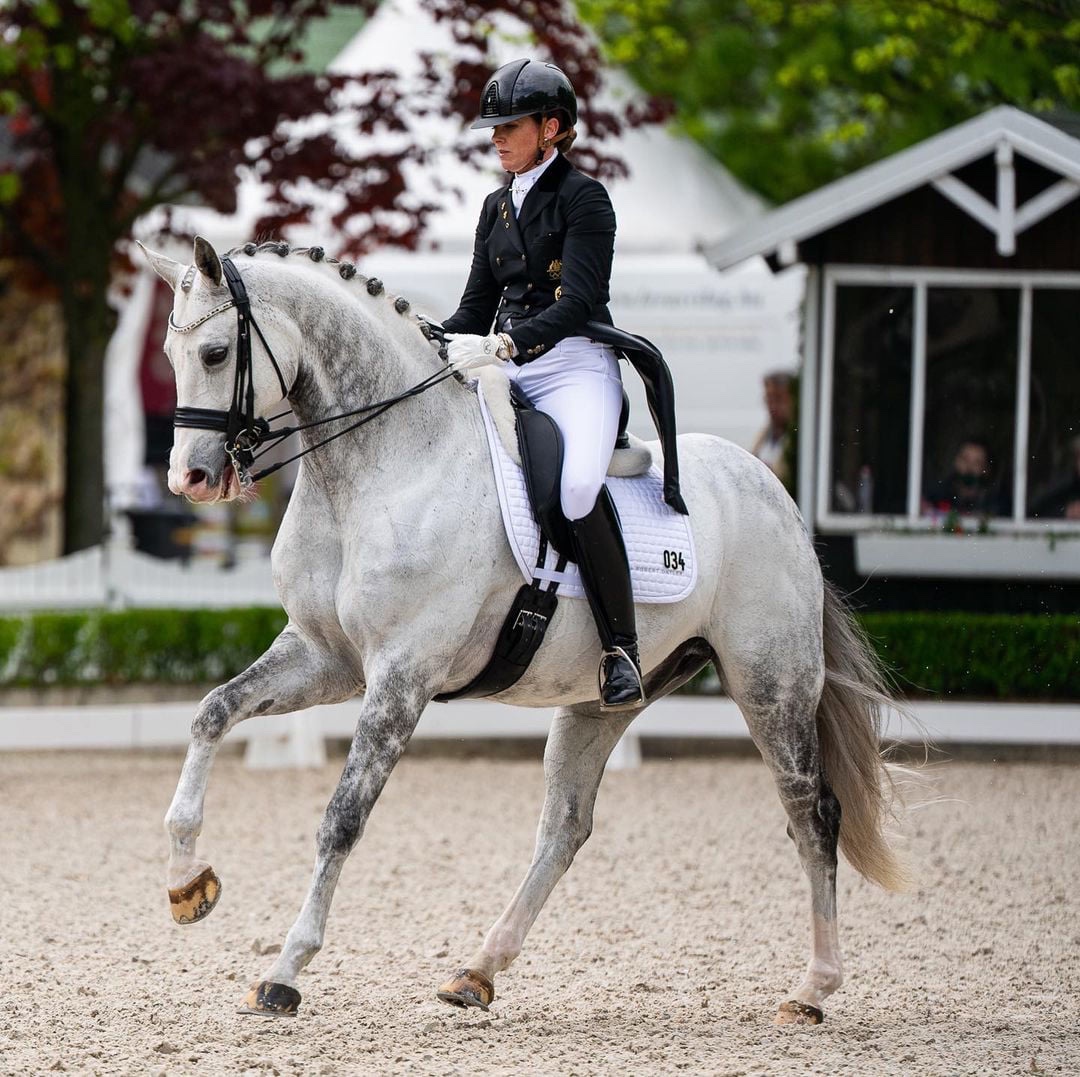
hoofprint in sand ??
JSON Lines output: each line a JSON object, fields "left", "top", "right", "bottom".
{"left": 1, "top": 749, "right": 1077, "bottom": 1076}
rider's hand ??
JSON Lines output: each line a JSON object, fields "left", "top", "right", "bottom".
{"left": 446, "top": 333, "right": 515, "bottom": 372}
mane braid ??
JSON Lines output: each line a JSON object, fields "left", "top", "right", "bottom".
{"left": 224, "top": 240, "right": 442, "bottom": 350}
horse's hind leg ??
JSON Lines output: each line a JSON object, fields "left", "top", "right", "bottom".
{"left": 718, "top": 630, "right": 842, "bottom": 1025}
{"left": 436, "top": 705, "right": 634, "bottom": 1010}
{"left": 164, "top": 625, "right": 358, "bottom": 924}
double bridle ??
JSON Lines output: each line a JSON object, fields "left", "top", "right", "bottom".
{"left": 169, "top": 257, "right": 454, "bottom": 486}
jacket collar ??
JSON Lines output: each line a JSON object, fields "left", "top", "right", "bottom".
{"left": 515, "top": 152, "right": 572, "bottom": 231}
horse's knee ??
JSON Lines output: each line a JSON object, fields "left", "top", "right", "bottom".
{"left": 561, "top": 478, "right": 603, "bottom": 522}
{"left": 191, "top": 686, "right": 234, "bottom": 741}
{"left": 317, "top": 798, "right": 364, "bottom": 858}
{"left": 540, "top": 801, "right": 593, "bottom": 868}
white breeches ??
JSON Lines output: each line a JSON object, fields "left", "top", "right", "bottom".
{"left": 504, "top": 337, "right": 623, "bottom": 521}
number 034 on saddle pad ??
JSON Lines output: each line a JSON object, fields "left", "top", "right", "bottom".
{"left": 477, "top": 377, "right": 697, "bottom": 603}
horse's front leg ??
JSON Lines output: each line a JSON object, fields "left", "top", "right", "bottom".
{"left": 437, "top": 704, "right": 635, "bottom": 1011}
{"left": 241, "top": 659, "right": 434, "bottom": 1017}
{"left": 165, "top": 625, "right": 359, "bottom": 924}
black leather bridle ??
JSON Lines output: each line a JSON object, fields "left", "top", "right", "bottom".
{"left": 169, "top": 256, "right": 453, "bottom": 486}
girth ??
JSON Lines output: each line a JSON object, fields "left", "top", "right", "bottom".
{"left": 433, "top": 384, "right": 574, "bottom": 702}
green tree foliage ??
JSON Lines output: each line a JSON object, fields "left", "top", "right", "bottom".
{"left": 579, "top": 0, "right": 1080, "bottom": 203}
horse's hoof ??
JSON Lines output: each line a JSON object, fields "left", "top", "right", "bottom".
{"left": 238, "top": 981, "right": 301, "bottom": 1017}
{"left": 168, "top": 866, "right": 222, "bottom": 925}
{"left": 436, "top": 968, "right": 495, "bottom": 1011}
{"left": 774, "top": 999, "right": 825, "bottom": 1025}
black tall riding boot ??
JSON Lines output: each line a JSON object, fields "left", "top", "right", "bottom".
{"left": 568, "top": 489, "right": 645, "bottom": 711}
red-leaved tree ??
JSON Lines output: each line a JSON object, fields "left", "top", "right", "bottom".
{"left": 0, "top": 0, "right": 658, "bottom": 553}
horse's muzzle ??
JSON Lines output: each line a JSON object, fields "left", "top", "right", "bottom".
{"left": 173, "top": 461, "right": 241, "bottom": 503}
{"left": 169, "top": 435, "right": 242, "bottom": 502}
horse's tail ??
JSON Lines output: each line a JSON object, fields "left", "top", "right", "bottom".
{"left": 817, "top": 579, "right": 911, "bottom": 892}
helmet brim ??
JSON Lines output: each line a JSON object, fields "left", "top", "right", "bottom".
{"left": 469, "top": 110, "right": 540, "bottom": 130}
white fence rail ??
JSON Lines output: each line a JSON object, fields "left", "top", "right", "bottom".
{"left": 0, "top": 546, "right": 277, "bottom": 611}
{"left": 1, "top": 697, "right": 1077, "bottom": 771}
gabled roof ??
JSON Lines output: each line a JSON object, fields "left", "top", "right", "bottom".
{"left": 704, "top": 106, "right": 1080, "bottom": 269}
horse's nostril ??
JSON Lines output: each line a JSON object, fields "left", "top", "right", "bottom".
{"left": 187, "top": 468, "right": 208, "bottom": 487}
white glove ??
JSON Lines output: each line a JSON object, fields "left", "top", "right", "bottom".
{"left": 445, "top": 333, "right": 514, "bottom": 372}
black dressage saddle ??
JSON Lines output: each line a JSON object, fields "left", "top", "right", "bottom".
{"left": 432, "top": 321, "right": 684, "bottom": 703}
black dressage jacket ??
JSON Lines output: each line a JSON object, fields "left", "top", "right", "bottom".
{"left": 442, "top": 152, "right": 614, "bottom": 361}
{"left": 442, "top": 152, "right": 688, "bottom": 514}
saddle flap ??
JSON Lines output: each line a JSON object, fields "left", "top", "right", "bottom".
{"left": 511, "top": 383, "right": 576, "bottom": 560}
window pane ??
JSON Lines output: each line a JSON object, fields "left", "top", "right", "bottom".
{"left": 921, "top": 287, "right": 1018, "bottom": 519}
{"left": 1027, "top": 288, "right": 1080, "bottom": 520}
{"left": 830, "top": 285, "right": 912, "bottom": 514}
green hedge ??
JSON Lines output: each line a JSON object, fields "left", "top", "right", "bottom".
{"left": 0, "top": 608, "right": 287, "bottom": 688}
{"left": 0, "top": 607, "right": 1075, "bottom": 701}
{"left": 859, "top": 612, "right": 1079, "bottom": 701}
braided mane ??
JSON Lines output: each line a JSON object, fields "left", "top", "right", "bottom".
{"left": 225, "top": 240, "right": 444, "bottom": 358}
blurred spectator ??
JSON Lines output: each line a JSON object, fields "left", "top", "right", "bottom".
{"left": 752, "top": 370, "right": 794, "bottom": 487}
{"left": 1030, "top": 435, "right": 1080, "bottom": 520}
{"left": 922, "top": 437, "right": 1007, "bottom": 516}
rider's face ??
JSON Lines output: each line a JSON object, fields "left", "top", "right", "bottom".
{"left": 491, "top": 116, "right": 556, "bottom": 175}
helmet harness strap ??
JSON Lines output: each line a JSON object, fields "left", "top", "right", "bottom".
{"left": 535, "top": 112, "right": 570, "bottom": 164}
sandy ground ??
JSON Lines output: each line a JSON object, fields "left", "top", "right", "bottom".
{"left": 0, "top": 746, "right": 1077, "bottom": 1077}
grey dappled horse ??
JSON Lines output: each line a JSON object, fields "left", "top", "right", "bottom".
{"left": 143, "top": 236, "right": 907, "bottom": 1026}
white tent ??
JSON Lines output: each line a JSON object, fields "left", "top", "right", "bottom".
{"left": 115, "top": 0, "right": 803, "bottom": 505}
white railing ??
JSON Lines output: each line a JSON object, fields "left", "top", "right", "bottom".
{"left": 0, "top": 696, "right": 1077, "bottom": 771}
{"left": 0, "top": 545, "right": 278, "bottom": 612}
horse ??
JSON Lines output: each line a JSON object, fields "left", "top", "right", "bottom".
{"left": 140, "top": 235, "right": 908, "bottom": 1026}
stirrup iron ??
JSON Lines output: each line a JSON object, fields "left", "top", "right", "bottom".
{"left": 598, "top": 645, "right": 645, "bottom": 711}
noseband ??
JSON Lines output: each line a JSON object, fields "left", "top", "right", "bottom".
{"left": 169, "top": 257, "right": 453, "bottom": 486}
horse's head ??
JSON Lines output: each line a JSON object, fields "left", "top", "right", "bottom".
{"left": 140, "top": 236, "right": 300, "bottom": 502}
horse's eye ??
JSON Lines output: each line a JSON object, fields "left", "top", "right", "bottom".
{"left": 201, "top": 343, "right": 229, "bottom": 367}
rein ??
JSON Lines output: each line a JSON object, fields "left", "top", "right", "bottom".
{"left": 170, "top": 256, "right": 454, "bottom": 486}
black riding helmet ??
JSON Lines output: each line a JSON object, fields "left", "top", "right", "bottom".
{"left": 470, "top": 58, "right": 577, "bottom": 129}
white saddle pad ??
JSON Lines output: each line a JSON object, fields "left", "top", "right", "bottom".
{"left": 478, "top": 381, "right": 697, "bottom": 603}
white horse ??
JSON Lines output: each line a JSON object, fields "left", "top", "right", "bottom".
{"left": 142, "top": 236, "right": 907, "bottom": 1026}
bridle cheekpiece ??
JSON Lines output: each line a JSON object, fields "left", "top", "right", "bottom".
{"left": 169, "top": 254, "right": 456, "bottom": 489}
{"left": 171, "top": 257, "right": 290, "bottom": 486}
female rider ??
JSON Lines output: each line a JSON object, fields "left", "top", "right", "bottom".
{"left": 442, "top": 58, "right": 644, "bottom": 710}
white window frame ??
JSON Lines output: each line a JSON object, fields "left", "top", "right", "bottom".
{"left": 817, "top": 264, "right": 1080, "bottom": 534}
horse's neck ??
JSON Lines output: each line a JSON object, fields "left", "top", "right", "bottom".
{"left": 282, "top": 271, "right": 472, "bottom": 500}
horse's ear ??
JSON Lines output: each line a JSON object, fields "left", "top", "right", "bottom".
{"left": 193, "top": 235, "right": 223, "bottom": 286}
{"left": 137, "top": 241, "right": 183, "bottom": 292}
